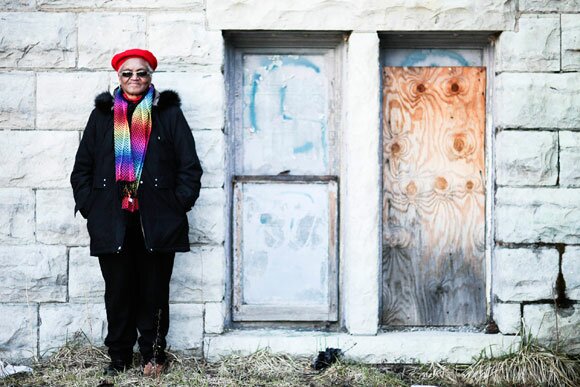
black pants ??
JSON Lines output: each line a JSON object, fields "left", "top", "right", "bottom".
{"left": 98, "top": 216, "right": 175, "bottom": 365}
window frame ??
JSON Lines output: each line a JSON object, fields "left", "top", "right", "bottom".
{"left": 378, "top": 32, "right": 497, "bottom": 328}
{"left": 224, "top": 32, "right": 346, "bottom": 323}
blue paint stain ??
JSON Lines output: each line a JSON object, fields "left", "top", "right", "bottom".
{"left": 259, "top": 55, "right": 320, "bottom": 73}
{"left": 260, "top": 55, "right": 320, "bottom": 73}
{"left": 279, "top": 85, "right": 292, "bottom": 120}
{"left": 250, "top": 55, "right": 321, "bottom": 132}
{"left": 293, "top": 142, "right": 314, "bottom": 154}
{"left": 260, "top": 57, "right": 280, "bottom": 70}
{"left": 249, "top": 72, "right": 261, "bottom": 132}
{"left": 281, "top": 56, "right": 321, "bottom": 73}
{"left": 401, "top": 49, "right": 469, "bottom": 67}
{"left": 260, "top": 214, "right": 271, "bottom": 224}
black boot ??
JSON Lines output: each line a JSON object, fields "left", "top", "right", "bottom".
{"left": 103, "top": 359, "right": 130, "bottom": 376}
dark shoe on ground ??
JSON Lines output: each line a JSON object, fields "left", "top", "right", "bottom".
{"left": 142, "top": 359, "right": 166, "bottom": 377}
{"left": 103, "top": 360, "right": 129, "bottom": 376}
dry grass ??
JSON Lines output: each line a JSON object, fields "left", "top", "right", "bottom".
{"left": 463, "top": 341, "right": 580, "bottom": 387}
{"left": 2, "top": 332, "right": 579, "bottom": 387}
{"left": 207, "top": 348, "right": 313, "bottom": 386}
{"left": 403, "top": 334, "right": 580, "bottom": 387}
{"left": 313, "top": 361, "right": 407, "bottom": 387}
{"left": 405, "top": 362, "right": 467, "bottom": 386}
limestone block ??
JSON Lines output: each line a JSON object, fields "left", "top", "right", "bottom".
{"left": 562, "top": 246, "right": 580, "bottom": 300}
{"left": 0, "top": 188, "right": 35, "bottom": 244}
{"left": 495, "top": 131, "right": 558, "bottom": 186}
{"left": 38, "top": 0, "right": 202, "bottom": 9}
{"left": 39, "top": 303, "right": 107, "bottom": 356}
{"left": 202, "top": 245, "right": 225, "bottom": 302}
{"left": 0, "top": 73, "right": 35, "bottom": 129}
{"left": 0, "top": 12, "right": 75, "bottom": 68}
{"left": 148, "top": 12, "right": 223, "bottom": 68}
{"left": 493, "top": 303, "right": 521, "bottom": 335}
{"left": 152, "top": 72, "right": 225, "bottom": 130}
{"left": 204, "top": 302, "right": 226, "bottom": 334}
{"left": 343, "top": 32, "right": 380, "bottom": 335}
{"left": 563, "top": 14, "right": 580, "bottom": 72}
{"left": 0, "top": 245, "right": 67, "bottom": 302}
{"left": 523, "top": 304, "right": 580, "bottom": 353}
{"left": 496, "top": 188, "right": 580, "bottom": 244}
{"left": 188, "top": 188, "right": 225, "bottom": 244}
{"left": 37, "top": 72, "right": 110, "bottom": 130}
{"left": 0, "top": 304, "right": 37, "bottom": 360}
{"left": 37, "top": 189, "right": 90, "bottom": 245}
{"left": 194, "top": 130, "right": 225, "bottom": 188}
{"left": 0, "top": 131, "right": 78, "bottom": 188}
{"left": 167, "top": 303, "right": 203, "bottom": 352}
{"left": 171, "top": 246, "right": 223, "bottom": 303}
{"left": 495, "top": 73, "right": 580, "bottom": 129}
{"left": 0, "top": 0, "right": 35, "bottom": 10}
{"left": 206, "top": 0, "right": 515, "bottom": 31}
{"left": 560, "top": 131, "right": 580, "bottom": 187}
{"left": 496, "top": 15, "right": 559, "bottom": 72}
{"left": 170, "top": 250, "right": 202, "bottom": 302}
{"left": 493, "top": 248, "right": 558, "bottom": 302}
{"left": 69, "top": 247, "right": 104, "bottom": 301}
{"left": 78, "top": 13, "right": 146, "bottom": 69}
{"left": 205, "top": 330, "right": 520, "bottom": 364}
{"left": 520, "top": 0, "right": 580, "bottom": 12}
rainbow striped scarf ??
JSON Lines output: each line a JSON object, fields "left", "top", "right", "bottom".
{"left": 113, "top": 86, "right": 154, "bottom": 212}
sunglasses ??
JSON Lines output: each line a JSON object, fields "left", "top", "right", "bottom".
{"left": 119, "top": 70, "right": 151, "bottom": 79}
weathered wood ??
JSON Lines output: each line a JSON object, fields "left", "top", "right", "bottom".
{"left": 382, "top": 66, "right": 486, "bottom": 326}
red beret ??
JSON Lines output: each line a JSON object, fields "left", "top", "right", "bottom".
{"left": 111, "top": 49, "right": 158, "bottom": 71}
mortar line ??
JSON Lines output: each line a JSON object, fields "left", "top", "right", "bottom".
{"left": 145, "top": 10, "right": 149, "bottom": 51}
{"left": 558, "top": 13, "right": 564, "bottom": 72}
{"left": 33, "top": 71, "right": 37, "bottom": 130}
{"left": 75, "top": 12, "right": 79, "bottom": 69}
{"left": 66, "top": 246, "right": 70, "bottom": 303}
{"left": 556, "top": 129, "right": 560, "bottom": 186}
{"left": 37, "top": 303, "right": 40, "bottom": 359}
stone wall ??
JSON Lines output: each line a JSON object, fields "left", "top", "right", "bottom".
{"left": 0, "top": 0, "right": 579, "bottom": 362}
{"left": 0, "top": 0, "right": 225, "bottom": 360}
{"left": 492, "top": 0, "right": 580, "bottom": 351}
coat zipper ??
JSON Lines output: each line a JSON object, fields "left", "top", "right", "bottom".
{"left": 140, "top": 212, "right": 153, "bottom": 252}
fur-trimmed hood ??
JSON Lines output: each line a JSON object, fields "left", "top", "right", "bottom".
{"left": 94, "top": 89, "right": 181, "bottom": 112}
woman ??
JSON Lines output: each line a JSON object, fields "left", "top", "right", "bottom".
{"left": 70, "top": 48, "right": 202, "bottom": 377}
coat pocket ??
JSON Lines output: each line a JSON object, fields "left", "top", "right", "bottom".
{"left": 151, "top": 175, "right": 184, "bottom": 212}
{"left": 86, "top": 176, "right": 115, "bottom": 242}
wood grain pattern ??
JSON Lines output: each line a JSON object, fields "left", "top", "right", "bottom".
{"left": 382, "top": 67, "right": 486, "bottom": 326}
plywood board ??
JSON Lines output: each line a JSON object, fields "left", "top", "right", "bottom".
{"left": 233, "top": 180, "right": 338, "bottom": 321}
{"left": 382, "top": 66, "right": 486, "bottom": 326}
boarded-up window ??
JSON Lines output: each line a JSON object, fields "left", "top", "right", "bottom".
{"left": 233, "top": 180, "right": 338, "bottom": 320}
{"left": 230, "top": 45, "right": 340, "bottom": 321}
{"left": 381, "top": 62, "right": 487, "bottom": 326}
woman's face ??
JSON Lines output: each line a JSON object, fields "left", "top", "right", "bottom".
{"left": 118, "top": 57, "right": 152, "bottom": 97}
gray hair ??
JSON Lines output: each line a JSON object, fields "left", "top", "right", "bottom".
{"left": 118, "top": 60, "right": 154, "bottom": 75}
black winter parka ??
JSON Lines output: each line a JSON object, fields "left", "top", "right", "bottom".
{"left": 70, "top": 89, "right": 203, "bottom": 256}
